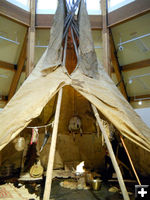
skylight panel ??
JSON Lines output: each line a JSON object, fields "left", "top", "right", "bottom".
{"left": 6, "top": 0, "right": 135, "bottom": 15}
{"left": 37, "top": 0, "right": 57, "bottom": 14}
{"left": 108, "top": 0, "right": 136, "bottom": 12}
{"left": 86, "top": 0, "right": 101, "bottom": 15}
{"left": 6, "top": 0, "right": 29, "bottom": 11}
{"left": 37, "top": 0, "right": 101, "bottom": 15}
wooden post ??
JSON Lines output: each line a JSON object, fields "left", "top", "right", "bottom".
{"left": 91, "top": 104, "right": 130, "bottom": 200}
{"left": 101, "top": 0, "right": 111, "bottom": 76}
{"left": 26, "top": 0, "right": 36, "bottom": 77}
{"left": 43, "top": 88, "right": 63, "bottom": 200}
{"left": 120, "top": 136, "right": 141, "bottom": 185}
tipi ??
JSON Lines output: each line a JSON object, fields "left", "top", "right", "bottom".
{"left": 0, "top": 0, "right": 150, "bottom": 199}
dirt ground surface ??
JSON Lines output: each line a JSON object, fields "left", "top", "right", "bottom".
{"left": 49, "top": 179, "right": 135, "bottom": 200}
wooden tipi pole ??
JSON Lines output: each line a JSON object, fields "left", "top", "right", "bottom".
{"left": 91, "top": 104, "right": 130, "bottom": 200}
{"left": 43, "top": 88, "right": 63, "bottom": 200}
{"left": 120, "top": 136, "right": 141, "bottom": 185}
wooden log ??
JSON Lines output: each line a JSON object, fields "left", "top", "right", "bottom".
{"left": 91, "top": 104, "right": 130, "bottom": 200}
{"left": 43, "top": 88, "right": 63, "bottom": 200}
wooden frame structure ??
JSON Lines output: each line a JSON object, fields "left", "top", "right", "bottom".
{"left": 0, "top": 60, "right": 16, "bottom": 71}
{"left": 0, "top": 0, "right": 150, "bottom": 102}
{"left": 0, "top": 0, "right": 150, "bottom": 29}
{"left": 0, "top": 1, "right": 148, "bottom": 200}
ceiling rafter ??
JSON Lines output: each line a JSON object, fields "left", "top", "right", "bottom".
{"left": 108, "top": 0, "right": 150, "bottom": 27}
{"left": 0, "top": 0, "right": 30, "bottom": 26}
{"left": 129, "top": 94, "right": 150, "bottom": 102}
{"left": 8, "top": 31, "right": 27, "bottom": 101}
{"left": 0, "top": 0, "right": 150, "bottom": 29}
{"left": 121, "top": 59, "right": 150, "bottom": 72}
{"left": 0, "top": 60, "right": 16, "bottom": 71}
{"left": 110, "top": 32, "right": 128, "bottom": 100}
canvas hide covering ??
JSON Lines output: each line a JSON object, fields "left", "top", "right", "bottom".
{"left": 0, "top": 0, "right": 150, "bottom": 155}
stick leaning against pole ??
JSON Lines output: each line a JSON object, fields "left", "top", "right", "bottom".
{"left": 43, "top": 88, "right": 63, "bottom": 200}
{"left": 91, "top": 104, "right": 130, "bottom": 200}
{"left": 120, "top": 136, "right": 141, "bottom": 185}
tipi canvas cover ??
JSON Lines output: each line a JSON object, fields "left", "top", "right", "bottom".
{"left": 0, "top": 0, "right": 150, "bottom": 158}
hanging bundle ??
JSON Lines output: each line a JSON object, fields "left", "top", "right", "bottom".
{"left": 40, "top": 127, "right": 51, "bottom": 152}
{"left": 14, "top": 137, "right": 25, "bottom": 151}
{"left": 30, "top": 128, "right": 39, "bottom": 145}
{"left": 101, "top": 121, "right": 114, "bottom": 146}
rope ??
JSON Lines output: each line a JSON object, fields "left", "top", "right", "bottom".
{"left": 27, "top": 121, "right": 53, "bottom": 129}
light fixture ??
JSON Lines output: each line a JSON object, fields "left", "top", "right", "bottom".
{"left": 119, "top": 45, "right": 124, "bottom": 51}
{"left": 117, "top": 32, "right": 150, "bottom": 47}
{"left": 94, "top": 46, "right": 102, "bottom": 49}
{"left": 128, "top": 79, "right": 133, "bottom": 84}
{"left": 0, "top": 74, "right": 8, "bottom": 78}
{"left": 0, "top": 35, "right": 19, "bottom": 45}
{"left": 128, "top": 73, "right": 150, "bottom": 86}
{"left": 138, "top": 100, "right": 142, "bottom": 105}
{"left": 35, "top": 45, "right": 48, "bottom": 48}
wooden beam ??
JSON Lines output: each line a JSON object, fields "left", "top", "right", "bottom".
{"left": 110, "top": 33, "right": 128, "bottom": 100}
{"left": 8, "top": 32, "right": 27, "bottom": 100}
{"left": 36, "top": 14, "right": 102, "bottom": 30}
{"left": 108, "top": 0, "right": 150, "bottom": 27}
{"left": 129, "top": 94, "right": 150, "bottom": 102}
{"left": 101, "top": 0, "right": 111, "bottom": 75}
{"left": 0, "top": 60, "right": 16, "bottom": 71}
{"left": 121, "top": 59, "right": 150, "bottom": 72}
{"left": 26, "top": 0, "right": 36, "bottom": 76}
{"left": 0, "top": 0, "right": 30, "bottom": 27}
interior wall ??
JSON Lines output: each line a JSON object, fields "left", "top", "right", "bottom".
{"left": 125, "top": 139, "right": 150, "bottom": 176}
{"left": 40, "top": 134, "right": 105, "bottom": 170}
{"left": 39, "top": 86, "right": 106, "bottom": 170}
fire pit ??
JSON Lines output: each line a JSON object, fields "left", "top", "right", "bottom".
{"left": 60, "top": 161, "right": 102, "bottom": 191}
